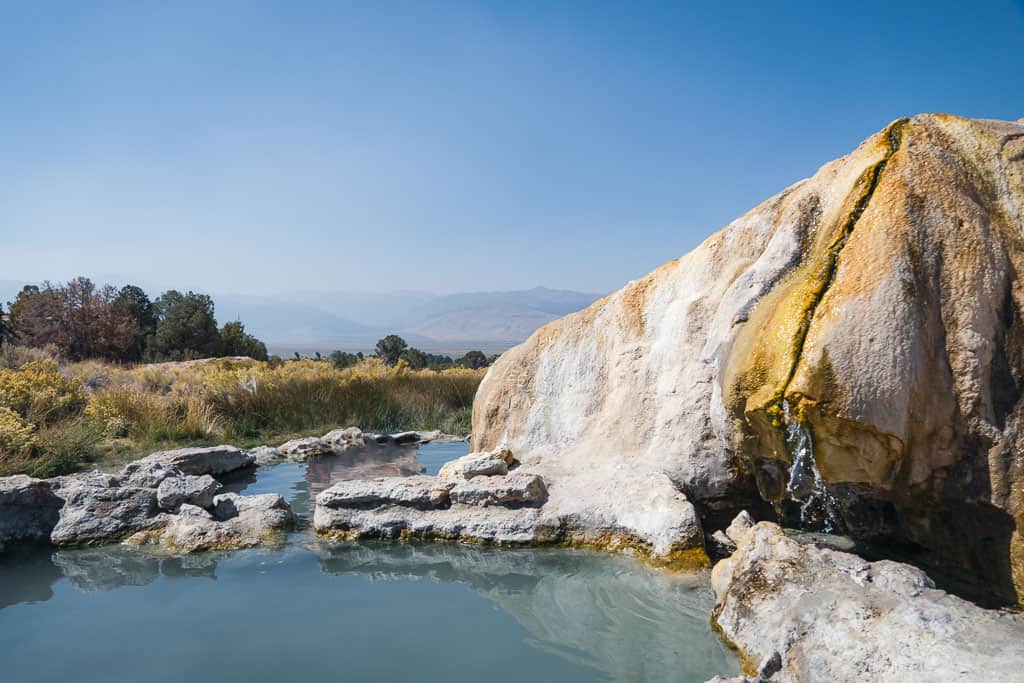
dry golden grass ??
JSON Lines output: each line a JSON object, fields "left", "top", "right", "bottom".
{"left": 0, "top": 353, "right": 483, "bottom": 476}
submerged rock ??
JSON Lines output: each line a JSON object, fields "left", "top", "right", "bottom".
{"left": 0, "top": 475, "right": 63, "bottom": 551}
{"left": 471, "top": 114, "right": 1024, "bottom": 603}
{"left": 710, "top": 521, "right": 1024, "bottom": 681}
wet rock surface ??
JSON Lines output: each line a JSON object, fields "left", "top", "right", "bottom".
{"left": 0, "top": 476, "right": 63, "bottom": 551}
{"left": 710, "top": 520, "right": 1024, "bottom": 682}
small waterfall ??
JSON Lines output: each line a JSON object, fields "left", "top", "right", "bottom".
{"left": 781, "top": 400, "right": 842, "bottom": 533}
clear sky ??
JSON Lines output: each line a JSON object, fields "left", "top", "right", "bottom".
{"left": 2, "top": 1, "right": 1022, "bottom": 295}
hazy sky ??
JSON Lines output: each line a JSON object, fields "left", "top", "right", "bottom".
{"left": 2, "top": 1, "right": 1023, "bottom": 295}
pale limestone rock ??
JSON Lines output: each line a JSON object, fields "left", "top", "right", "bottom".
{"left": 449, "top": 472, "right": 547, "bottom": 507}
{"left": 471, "top": 114, "right": 1024, "bottom": 601}
{"left": 725, "top": 510, "right": 755, "bottom": 545}
{"left": 315, "top": 476, "right": 454, "bottom": 511}
{"left": 438, "top": 448, "right": 512, "bottom": 480}
{"left": 711, "top": 522, "right": 1024, "bottom": 682}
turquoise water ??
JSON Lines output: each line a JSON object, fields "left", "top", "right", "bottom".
{"left": 0, "top": 443, "right": 738, "bottom": 683}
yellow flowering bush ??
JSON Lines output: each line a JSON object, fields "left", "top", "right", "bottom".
{"left": 0, "top": 406, "right": 36, "bottom": 456}
{"left": 0, "top": 360, "right": 86, "bottom": 425}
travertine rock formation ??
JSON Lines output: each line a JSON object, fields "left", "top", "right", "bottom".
{"left": 473, "top": 114, "right": 1024, "bottom": 603}
{"left": 710, "top": 521, "right": 1024, "bottom": 682}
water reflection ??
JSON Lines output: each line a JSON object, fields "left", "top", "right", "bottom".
{"left": 0, "top": 443, "right": 738, "bottom": 681}
{"left": 303, "top": 444, "right": 425, "bottom": 501}
{"left": 314, "top": 542, "right": 733, "bottom": 681}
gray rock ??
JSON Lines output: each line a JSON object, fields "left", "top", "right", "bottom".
{"left": 139, "top": 493, "right": 294, "bottom": 552}
{"left": 278, "top": 437, "right": 333, "bottom": 459}
{"left": 0, "top": 475, "right": 63, "bottom": 550}
{"left": 136, "top": 445, "right": 254, "bottom": 476}
{"left": 120, "top": 460, "right": 183, "bottom": 488}
{"left": 449, "top": 472, "right": 547, "bottom": 507}
{"left": 156, "top": 474, "right": 221, "bottom": 511}
{"left": 316, "top": 476, "right": 454, "bottom": 511}
{"left": 391, "top": 431, "right": 422, "bottom": 446}
{"left": 50, "top": 477, "right": 161, "bottom": 545}
{"left": 711, "top": 522, "right": 1024, "bottom": 682}
{"left": 438, "top": 448, "right": 513, "bottom": 480}
{"left": 249, "top": 446, "right": 282, "bottom": 466}
{"left": 363, "top": 432, "right": 393, "bottom": 445}
{"left": 314, "top": 503, "right": 541, "bottom": 544}
{"left": 322, "top": 427, "right": 364, "bottom": 444}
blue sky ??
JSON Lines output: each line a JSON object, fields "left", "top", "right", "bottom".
{"left": 2, "top": 1, "right": 1022, "bottom": 295}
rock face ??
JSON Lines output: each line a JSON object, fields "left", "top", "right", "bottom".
{"left": 0, "top": 476, "right": 63, "bottom": 550}
{"left": 472, "top": 114, "right": 1024, "bottom": 603}
{"left": 711, "top": 521, "right": 1024, "bottom": 681}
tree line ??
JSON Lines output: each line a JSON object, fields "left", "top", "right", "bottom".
{"left": 318, "top": 335, "right": 496, "bottom": 371}
{"left": 0, "top": 277, "right": 267, "bottom": 363}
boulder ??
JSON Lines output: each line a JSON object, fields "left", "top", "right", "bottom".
{"left": 0, "top": 475, "right": 63, "bottom": 550}
{"left": 278, "top": 437, "right": 333, "bottom": 459}
{"left": 711, "top": 522, "right": 1024, "bottom": 681}
{"left": 470, "top": 114, "right": 1024, "bottom": 603}
{"left": 248, "top": 445, "right": 282, "bottom": 466}
{"left": 438, "top": 448, "right": 513, "bottom": 480}
{"left": 130, "top": 493, "right": 295, "bottom": 552}
{"left": 322, "top": 427, "right": 365, "bottom": 449}
{"left": 136, "top": 445, "right": 254, "bottom": 476}
{"left": 363, "top": 432, "right": 393, "bottom": 445}
{"left": 449, "top": 472, "right": 547, "bottom": 507}
{"left": 50, "top": 476, "right": 161, "bottom": 545}
{"left": 156, "top": 474, "right": 221, "bottom": 511}
{"left": 316, "top": 476, "right": 454, "bottom": 511}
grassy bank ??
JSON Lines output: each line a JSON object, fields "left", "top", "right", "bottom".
{"left": 0, "top": 346, "right": 483, "bottom": 477}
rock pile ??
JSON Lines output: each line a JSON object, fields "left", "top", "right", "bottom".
{"left": 0, "top": 445, "right": 294, "bottom": 553}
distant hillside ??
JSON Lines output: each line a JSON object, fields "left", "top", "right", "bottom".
{"left": 3, "top": 280, "right": 602, "bottom": 355}
{"left": 403, "top": 288, "right": 601, "bottom": 344}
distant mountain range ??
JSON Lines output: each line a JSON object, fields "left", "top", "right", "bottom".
{"left": 218, "top": 287, "right": 603, "bottom": 355}
{"left": 1, "top": 280, "right": 603, "bottom": 356}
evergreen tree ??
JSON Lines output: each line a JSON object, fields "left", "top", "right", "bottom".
{"left": 374, "top": 335, "right": 408, "bottom": 366}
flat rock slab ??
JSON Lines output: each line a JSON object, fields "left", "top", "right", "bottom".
{"left": 314, "top": 504, "right": 541, "bottom": 544}
{"left": 135, "top": 446, "right": 254, "bottom": 476}
{"left": 317, "top": 476, "right": 455, "bottom": 511}
{"left": 449, "top": 472, "right": 547, "bottom": 507}
{"left": 711, "top": 521, "right": 1024, "bottom": 682}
